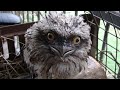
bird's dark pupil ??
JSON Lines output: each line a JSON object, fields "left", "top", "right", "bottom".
{"left": 49, "top": 34, "right": 53, "bottom": 39}
{"left": 76, "top": 39, "right": 79, "bottom": 42}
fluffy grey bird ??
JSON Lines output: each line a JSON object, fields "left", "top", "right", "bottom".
{"left": 24, "top": 12, "right": 107, "bottom": 79}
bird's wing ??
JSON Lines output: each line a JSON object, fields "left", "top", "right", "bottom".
{"left": 73, "top": 56, "right": 107, "bottom": 79}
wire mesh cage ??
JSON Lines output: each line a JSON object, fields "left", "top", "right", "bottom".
{"left": 0, "top": 11, "right": 120, "bottom": 79}
{"left": 87, "top": 11, "right": 120, "bottom": 79}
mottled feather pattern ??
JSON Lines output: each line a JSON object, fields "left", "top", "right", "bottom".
{"left": 24, "top": 12, "right": 106, "bottom": 79}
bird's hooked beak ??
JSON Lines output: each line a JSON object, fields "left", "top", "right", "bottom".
{"left": 50, "top": 45, "right": 75, "bottom": 61}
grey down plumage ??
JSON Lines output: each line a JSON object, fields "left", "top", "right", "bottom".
{"left": 24, "top": 12, "right": 107, "bottom": 79}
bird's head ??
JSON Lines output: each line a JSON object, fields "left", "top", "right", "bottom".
{"left": 25, "top": 11, "right": 92, "bottom": 69}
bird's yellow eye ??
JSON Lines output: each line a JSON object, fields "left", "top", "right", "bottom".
{"left": 73, "top": 36, "right": 81, "bottom": 45}
{"left": 47, "top": 33, "right": 54, "bottom": 41}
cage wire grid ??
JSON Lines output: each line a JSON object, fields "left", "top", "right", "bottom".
{"left": 88, "top": 11, "right": 120, "bottom": 79}
{"left": 0, "top": 11, "right": 120, "bottom": 79}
